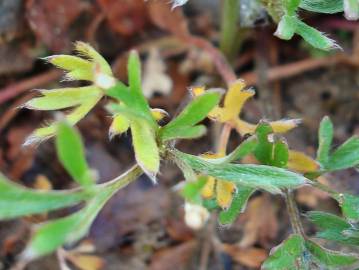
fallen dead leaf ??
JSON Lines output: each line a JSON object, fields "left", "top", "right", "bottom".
{"left": 147, "top": 0, "right": 190, "bottom": 39}
{"left": 239, "top": 194, "right": 278, "bottom": 248}
{"left": 25, "top": 0, "right": 84, "bottom": 51}
{"left": 142, "top": 48, "right": 172, "bottom": 98}
{"left": 296, "top": 176, "right": 330, "bottom": 208}
{"left": 97, "top": 0, "right": 147, "bottom": 36}
{"left": 149, "top": 240, "right": 197, "bottom": 270}
{"left": 221, "top": 244, "right": 268, "bottom": 268}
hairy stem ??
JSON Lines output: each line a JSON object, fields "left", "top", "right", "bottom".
{"left": 100, "top": 165, "right": 143, "bottom": 192}
{"left": 284, "top": 190, "right": 305, "bottom": 237}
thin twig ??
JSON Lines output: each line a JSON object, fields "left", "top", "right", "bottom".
{"left": 0, "top": 69, "right": 61, "bottom": 105}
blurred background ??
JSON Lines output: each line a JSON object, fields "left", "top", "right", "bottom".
{"left": 0, "top": 0, "right": 359, "bottom": 269}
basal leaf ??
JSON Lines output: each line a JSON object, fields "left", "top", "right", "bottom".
{"left": 56, "top": 122, "right": 94, "bottom": 187}
{"left": 341, "top": 193, "right": 359, "bottom": 222}
{"left": 0, "top": 174, "right": 90, "bottom": 220}
{"left": 175, "top": 150, "right": 308, "bottom": 194}
{"left": 131, "top": 118, "right": 160, "bottom": 180}
{"left": 219, "top": 186, "right": 255, "bottom": 225}
{"left": 299, "top": 0, "right": 343, "bottom": 14}
{"left": 24, "top": 87, "right": 101, "bottom": 111}
{"left": 262, "top": 234, "right": 306, "bottom": 270}
{"left": 317, "top": 116, "right": 333, "bottom": 166}
{"left": 22, "top": 188, "right": 112, "bottom": 260}
{"left": 160, "top": 90, "right": 222, "bottom": 141}
{"left": 326, "top": 136, "right": 359, "bottom": 171}
{"left": 305, "top": 240, "right": 358, "bottom": 268}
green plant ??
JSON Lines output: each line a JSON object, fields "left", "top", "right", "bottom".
{"left": 1, "top": 41, "right": 359, "bottom": 269}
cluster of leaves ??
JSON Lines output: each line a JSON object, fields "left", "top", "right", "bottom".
{"left": 1, "top": 43, "right": 359, "bottom": 269}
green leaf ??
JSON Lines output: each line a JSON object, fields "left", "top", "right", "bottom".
{"left": 262, "top": 234, "right": 306, "bottom": 270}
{"left": 160, "top": 90, "right": 222, "bottom": 141}
{"left": 283, "top": 0, "right": 301, "bottom": 15}
{"left": 159, "top": 125, "right": 207, "bottom": 141}
{"left": 326, "top": 136, "right": 359, "bottom": 171}
{"left": 341, "top": 193, "right": 359, "bottom": 222}
{"left": 75, "top": 42, "right": 112, "bottom": 76}
{"left": 25, "top": 96, "right": 102, "bottom": 145}
{"left": 0, "top": 174, "right": 90, "bottom": 220}
{"left": 219, "top": 186, "right": 254, "bottom": 225}
{"left": 202, "top": 198, "right": 219, "bottom": 211}
{"left": 275, "top": 15, "right": 297, "bottom": 40}
{"left": 317, "top": 116, "right": 333, "bottom": 166}
{"left": 56, "top": 122, "right": 94, "bottom": 187}
{"left": 306, "top": 211, "right": 359, "bottom": 245}
{"left": 24, "top": 87, "right": 102, "bottom": 111}
{"left": 271, "top": 138, "right": 289, "bottom": 168}
{"left": 175, "top": 150, "right": 307, "bottom": 194}
{"left": 181, "top": 176, "right": 207, "bottom": 204}
{"left": 305, "top": 240, "right": 358, "bottom": 268}
{"left": 44, "top": 55, "right": 93, "bottom": 81}
{"left": 202, "top": 136, "right": 257, "bottom": 164}
{"left": 299, "top": 0, "right": 343, "bottom": 14}
{"left": 131, "top": 117, "right": 160, "bottom": 180}
{"left": 295, "top": 18, "right": 340, "bottom": 51}
{"left": 253, "top": 122, "right": 273, "bottom": 165}
{"left": 22, "top": 188, "right": 112, "bottom": 260}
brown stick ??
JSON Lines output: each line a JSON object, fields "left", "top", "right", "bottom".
{"left": 241, "top": 54, "right": 355, "bottom": 86}
{"left": 0, "top": 69, "right": 61, "bottom": 105}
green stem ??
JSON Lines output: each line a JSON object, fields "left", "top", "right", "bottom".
{"left": 99, "top": 165, "right": 143, "bottom": 192}
{"left": 220, "top": 0, "right": 240, "bottom": 60}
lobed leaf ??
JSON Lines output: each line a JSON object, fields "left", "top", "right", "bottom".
{"left": 262, "top": 234, "right": 306, "bottom": 270}
{"left": 305, "top": 240, "right": 358, "bottom": 268}
{"left": 307, "top": 211, "right": 359, "bottom": 245}
{"left": 159, "top": 125, "right": 207, "bottom": 141}
{"left": 56, "top": 122, "right": 94, "bottom": 188}
{"left": 175, "top": 150, "right": 308, "bottom": 194}
{"left": 0, "top": 174, "right": 91, "bottom": 220}
{"left": 274, "top": 15, "right": 297, "bottom": 40}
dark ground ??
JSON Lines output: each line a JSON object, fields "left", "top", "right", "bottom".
{"left": 0, "top": 0, "right": 359, "bottom": 269}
